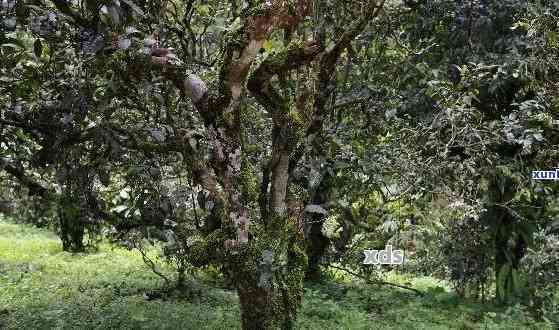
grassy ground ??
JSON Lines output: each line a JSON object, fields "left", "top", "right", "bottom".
{"left": 0, "top": 220, "right": 552, "bottom": 329}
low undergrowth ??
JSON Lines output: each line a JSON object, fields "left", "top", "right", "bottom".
{"left": 0, "top": 220, "right": 551, "bottom": 329}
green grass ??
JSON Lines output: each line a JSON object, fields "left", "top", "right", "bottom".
{"left": 0, "top": 221, "right": 240, "bottom": 329}
{"left": 0, "top": 219, "right": 552, "bottom": 329}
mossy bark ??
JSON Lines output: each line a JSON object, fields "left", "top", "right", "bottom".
{"left": 236, "top": 236, "right": 306, "bottom": 330}
{"left": 237, "top": 272, "right": 305, "bottom": 330}
{"left": 238, "top": 282, "right": 277, "bottom": 329}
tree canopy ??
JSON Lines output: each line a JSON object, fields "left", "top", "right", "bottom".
{"left": 1, "top": 0, "right": 559, "bottom": 329}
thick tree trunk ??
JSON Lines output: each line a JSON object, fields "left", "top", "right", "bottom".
{"left": 146, "top": 3, "right": 385, "bottom": 328}
{"left": 235, "top": 225, "right": 306, "bottom": 330}
{"left": 238, "top": 284, "right": 276, "bottom": 330}
{"left": 237, "top": 267, "right": 305, "bottom": 330}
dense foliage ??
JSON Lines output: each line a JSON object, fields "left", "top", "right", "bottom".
{"left": 1, "top": 0, "right": 558, "bottom": 329}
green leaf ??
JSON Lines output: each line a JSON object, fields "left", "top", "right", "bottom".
{"left": 263, "top": 40, "right": 274, "bottom": 52}
{"left": 196, "top": 4, "right": 210, "bottom": 16}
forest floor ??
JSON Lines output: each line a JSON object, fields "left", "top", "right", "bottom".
{"left": 0, "top": 219, "right": 551, "bottom": 329}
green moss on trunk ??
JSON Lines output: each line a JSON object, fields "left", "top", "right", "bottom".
{"left": 234, "top": 216, "right": 307, "bottom": 329}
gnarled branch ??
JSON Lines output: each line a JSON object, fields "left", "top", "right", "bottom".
{"left": 248, "top": 40, "right": 323, "bottom": 217}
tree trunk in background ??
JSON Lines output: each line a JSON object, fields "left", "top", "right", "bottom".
{"left": 492, "top": 206, "right": 527, "bottom": 302}
{"left": 494, "top": 221, "right": 527, "bottom": 302}
{"left": 304, "top": 171, "right": 333, "bottom": 281}
{"left": 305, "top": 215, "right": 330, "bottom": 281}
{"left": 486, "top": 175, "right": 526, "bottom": 303}
{"left": 493, "top": 206, "right": 510, "bottom": 301}
{"left": 58, "top": 204, "right": 85, "bottom": 252}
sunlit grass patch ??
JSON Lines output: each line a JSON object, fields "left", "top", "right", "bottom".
{"left": 0, "top": 220, "right": 553, "bottom": 329}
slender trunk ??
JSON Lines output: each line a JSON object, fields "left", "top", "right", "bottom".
{"left": 492, "top": 203, "right": 521, "bottom": 303}
{"left": 494, "top": 216, "right": 508, "bottom": 301}
{"left": 304, "top": 172, "right": 332, "bottom": 281}
{"left": 305, "top": 214, "right": 329, "bottom": 281}
{"left": 486, "top": 175, "right": 521, "bottom": 302}
{"left": 177, "top": 263, "right": 186, "bottom": 290}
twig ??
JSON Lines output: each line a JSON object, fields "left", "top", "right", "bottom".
{"left": 134, "top": 241, "right": 171, "bottom": 288}
{"left": 327, "top": 264, "right": 424, "bottom": 296}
